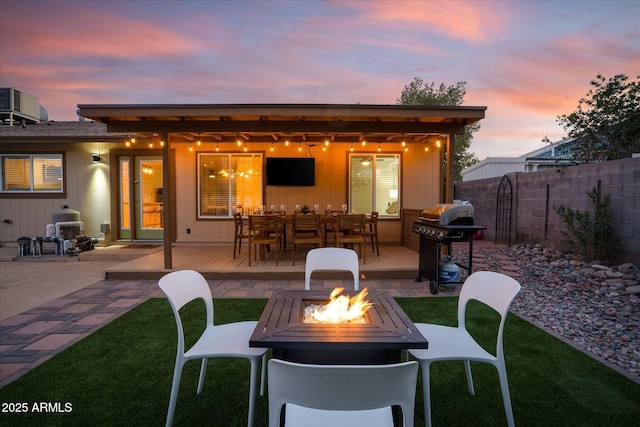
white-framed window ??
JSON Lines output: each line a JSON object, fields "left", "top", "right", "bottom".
{"left": 349, "top": 153, "right": 400, "bottom": 217}
{"left": 198, "top": 152, "right": 263, "bottom": 218}
{"left": 1, "top": 153, "right": 64, "bottom": 193}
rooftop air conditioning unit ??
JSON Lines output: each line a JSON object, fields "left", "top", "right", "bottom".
{"left": 0, "top": 87, "right": 40, "bottom": 125}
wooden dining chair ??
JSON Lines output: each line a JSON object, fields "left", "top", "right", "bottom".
{"left": 365, "top": 211, "right": 380, "bottom": 256}
{"left": 248, "top": 215, "right": 282, "bottom": 266}
{"left": 323, "top": 210, "right": 341, "bottom": 246}
{"left": 233, "top": 212, "right": 250, "bottom": 258}
{"left": 291, "top": 214, "right": 323, "bottom": 266}
{"left": 335, "top": 213, "right": 367, "bottom": 264}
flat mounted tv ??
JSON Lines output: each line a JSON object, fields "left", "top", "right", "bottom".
{"left": 266, "top": 157, "right": 315, "bottom": 186}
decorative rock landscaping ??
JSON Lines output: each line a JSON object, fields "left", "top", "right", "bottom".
{"left": 474, "top": 242, "right": 639, "bottom": 382}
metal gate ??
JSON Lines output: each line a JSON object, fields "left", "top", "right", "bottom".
{"left": 495, "top": 175, "right": 513, "bottom": 246}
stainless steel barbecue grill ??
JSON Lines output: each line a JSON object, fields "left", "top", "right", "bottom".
{"left": 413, "top": 204, "right": 486, "bottom": 294}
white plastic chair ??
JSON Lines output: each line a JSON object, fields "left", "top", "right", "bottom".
{"left": 268, "top": 359, "right": 419, "bottom": 427}
{"left": 409, "top": 271, "right": 521, "bottom": 427}
{"left": 304, "top": 247, "right": 360, "bottom": 290}
{"left": 158, "top": 270, "right": 268, "bottom": 427}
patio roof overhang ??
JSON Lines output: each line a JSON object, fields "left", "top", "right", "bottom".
{"left": 76, "top": 103, "right": 486, "bottom": 145}
{"left": 76, "top": 103, "right": 487, "bottom": 270}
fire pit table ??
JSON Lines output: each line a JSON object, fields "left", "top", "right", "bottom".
{"left": 249, "top": 289, "right": 427, "bottom": 364}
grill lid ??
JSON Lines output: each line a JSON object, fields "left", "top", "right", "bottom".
{"left": 419, "top": 203, "right": 474, "bottom": 225}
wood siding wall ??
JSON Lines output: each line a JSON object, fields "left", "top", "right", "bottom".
{"left": 173, "top": 139, "right": 441, "bottom": 245}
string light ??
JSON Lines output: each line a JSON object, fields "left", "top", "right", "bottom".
{"left": 298, "top": 142, "right": 302, "bottom": 152}
{"left": 243, "top": 142, "right": 248, "bottom": 152}
{"left": 377, "top": 142, "right": 381, "bottom": 152}
{"left": 350, "top": 142, "right": 354, "bottom": 152}
{"left": 197, "top": 133, "right": 201, "bottom": 146}
{"left": 436, "top": 140, "right": 441, "bottom": 148}
{"left": 215, "top": 142, "right": 219, "bottom": 152}
{"left": 270, "top": 142, "right": 274, "bottom": 152}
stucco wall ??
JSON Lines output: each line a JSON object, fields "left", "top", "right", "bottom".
{"left": 455, "top": 157, "right": 640, "bottom": 264}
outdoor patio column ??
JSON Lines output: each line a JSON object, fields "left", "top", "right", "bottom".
{"left": 162, "top": 130, "right": 172, "bottom": 269}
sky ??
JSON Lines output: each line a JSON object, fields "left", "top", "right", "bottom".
{"left": 0, "top": 0, "right": 638, "bottom": 160}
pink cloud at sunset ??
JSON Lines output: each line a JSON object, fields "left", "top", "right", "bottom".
{"left": 0, "top": 0, "right": 638, "bottom": 160}
{"left": 337, "top": 0, "right": 508, "bottom": 43}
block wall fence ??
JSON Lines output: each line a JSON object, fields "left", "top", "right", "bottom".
{"left": 455, "top": 157, "right": 640, "bottom": 264}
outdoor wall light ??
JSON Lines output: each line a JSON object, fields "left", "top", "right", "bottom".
{"left": 92, "top": 153, "right": 101, "bottom": 164}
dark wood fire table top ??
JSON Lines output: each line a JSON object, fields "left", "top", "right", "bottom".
{"left": 249, "top": 289, "right": 428, "bottom": 364}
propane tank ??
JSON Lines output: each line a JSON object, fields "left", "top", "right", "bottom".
{"left": 439, "top": 256, "right": 460, "bottom": 283}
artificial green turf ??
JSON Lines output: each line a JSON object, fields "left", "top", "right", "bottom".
{"left": 0, "top": 297, "right": 638, "bottom": 426}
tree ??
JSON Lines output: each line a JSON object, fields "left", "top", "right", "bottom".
{"left": 554, "top": 74, "right": 640, "bottom": 163}
{"left": 396, "top": 78, "right": 479, "bottom": 181}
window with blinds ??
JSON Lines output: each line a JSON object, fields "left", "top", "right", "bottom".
{"left": 349, "top": 154, "right": 400, "bottom": 217}
{"left": 1, "top": 154, "right": 64, "bottom": 193}
{"left": 198, "top": 153, "right": 263, "bottom": 218}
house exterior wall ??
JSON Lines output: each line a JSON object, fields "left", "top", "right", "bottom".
{"left": 171, "top": 139, "right": 442, "bottom": 245}
{"left": 1, "top": 136, "right": 442, "bottom": 246}
{"left": 461, "top": 157, "right": 524, "bottom": 181}
{"left": 0, "top": 142, "right": 114, "bottom": 243}
{"left": 455, "top": 157, "right": 640, "bottom": 264}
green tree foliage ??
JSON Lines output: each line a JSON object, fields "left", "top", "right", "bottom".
{"left": 555, "top": 74, "right": 640, "bottom": 162}
{"left": 397, "top": 78, "right": 479, "bottom": 181}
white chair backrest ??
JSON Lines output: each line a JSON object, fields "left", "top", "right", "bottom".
{"left": 158, "top": 270, "right": 214, "bottom": 352}
{"left": 458, "top": 271, "right": 521, "bottom": 358}
{"left": 304, "top": 247, "right": 359, "bottom": 290}
{"left": 268, "top": 359, "right": 418, "bottom": 427}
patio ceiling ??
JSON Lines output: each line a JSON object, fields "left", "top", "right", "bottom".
{"left": 77, "top": 103, "right": 486, "bottom": 145}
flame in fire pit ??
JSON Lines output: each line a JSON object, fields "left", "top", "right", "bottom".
{"left": 304, "top": 287, "right": 373, "bottom": 324}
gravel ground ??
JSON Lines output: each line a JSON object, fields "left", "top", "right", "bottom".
{"left": 476, "top": 243, "right": 639, "bottom": 383}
